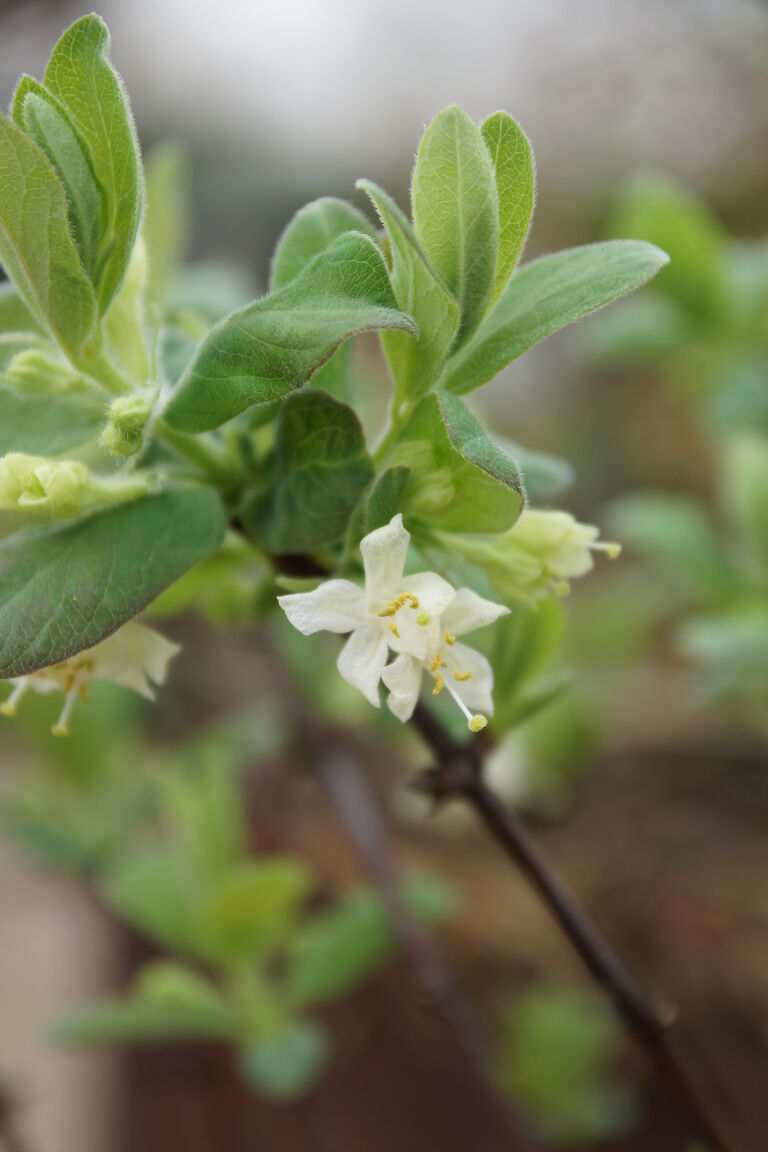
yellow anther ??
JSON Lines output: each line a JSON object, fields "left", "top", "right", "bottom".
{"left": 444, "top": 630, "right": 455, "bottom": 646}
{"left": 0, "top": 701, "right": 17, "bottom": 717}
{"left": 416, "top": 611, "right": 430, "bottom": 626}
{"left": 388, "top": 622, "right": 400, "bottom": 638}
{"left": 51, "top": 723, "right": 69, "bottom": 738}
{"left": 453, "top": 670, "right": 473, "bottom": 682}
{"left": 378, "top": 606, "right": 397, "bottom": 617}
{"left": 429, "top": 654, "right": 444, "bottom": 673}
{"left": 468, "top": 714, "right": 487, "bottom": 733}
{"left": 405, "top": 593, "right": 419, "bottom": 609}
{"left": 378, "top": 591, "right": 420, "bottom": 617}
{"left": 432, "top": 675, "right": 445, "bottom": 696}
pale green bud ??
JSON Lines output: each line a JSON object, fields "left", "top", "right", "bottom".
{"left": 0, "top": 453, "right": 151, "bottom": 519}
{"left": 5, "top": 350, "right": 89, "bottom": 395}
{"left": 439, "top": 510, "right": 620, "bottom": 604}
{"left": 101, "top": 395, "right": 153, "bottom": 457}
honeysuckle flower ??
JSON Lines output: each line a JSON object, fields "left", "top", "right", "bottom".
{"left": 0, "top": 453, "right": 151, "bottom": 518}
{"left": 438, "top": 510, "right": 620, "bottom": 604}
{"left": 278, "top": 514, "right": 509, "bottom": 731}
{"left": 0, "top": 622, "right": 179, "bottom": 736}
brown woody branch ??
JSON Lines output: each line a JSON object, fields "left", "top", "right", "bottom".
{"left": 410, "top": 703, "right": 739, "bottom": 1152}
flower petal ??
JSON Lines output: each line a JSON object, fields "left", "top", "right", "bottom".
{"left": 381, "top": 654, "right": 422, "bottom": 723}
{"left": 337, "top": 624, "right": 388, "bottom": 708}
{"left": 360, "top": 513, "right": 410, "bottom": 601}
{"left": 443, "top": 587, "right": 509, "bottom": 637}
{"left": 403, "top": 571, "right": 456, "bottom": 617}
{"left": 278, "top": 580, "right": 367, "bottom": 635}
{"left": 443, "top": 641, "right": 494, "bottom": 715}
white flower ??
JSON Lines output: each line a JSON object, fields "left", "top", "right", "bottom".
{"left": 278, "top": 514, "right": 508, "bottom": 731}
{"left": 0, "top": 622, "right": 180, "bottom": 736}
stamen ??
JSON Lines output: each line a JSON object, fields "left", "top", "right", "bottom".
{"left": 388, "top": 622, "right": 400, "bottom": 638}
{"left": 444, "top": 631, "right": 455, "bottom": 646}
{"left": 52, "top": 686, "right": 78, "bottom": 737}
{"left": 593, "top": 541, "right": 621, "bottom": 559}
{"left": 429, "top": 654, "right": 444, "bottom": 673}
{"left": 0, "top": 682, "right": 28, "bottom": 717}
{"left": 432, "top": 675, "right": 444, "bottom": 696}
{"left": 453, "top": 670, "right": 473, "bottom": 682}
{"left": 416, "top": 611, "right": 430, "bottom": 626}
{"left": 378, "top": 591, "right": 420, "bottom": 617}
{"left": 443, "top": 678, "right": 487, "bottom": 733}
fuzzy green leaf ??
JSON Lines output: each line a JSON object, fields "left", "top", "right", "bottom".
{"left": 165, "top": 233, "right": 416, "bottom": 432}
{"left": 12, "top": 76, "right": 103, "bottom": 280}
{"left": 358, "top": 179, "right": 459, "bottom": 402}
{"left": 0, "top": 382, "right": 103, "bottom": 454}
{"left": 0, "top": 283, "right": 44, "bottom": 334}
{"left": 44, "top": 14, "right": 143, "bottom": 314}
{"left": 441, "top": 241, "right": 669, "bottom": 395}
{"left": 481, "top": 112, "right": 534, "bottom": 301}
{"left": 199, "top": 859, "right": 311, "bottom": 966}
{"left": 412, "top": 106, "right": 498, "bottom": 344}
{"left": 0, "top": 116, "right": 97, "bottom": 355}
{"left": 389, "top": 391, "right": 523, "bottom": 533}
{"left": 241, "top": 390, "right": 374, "bottom": 552}
{"left": 0, "top": 488, "right": 226, "bottom": 679}
{"left": 270, "top": 196, "right": 375, "bottom": 290}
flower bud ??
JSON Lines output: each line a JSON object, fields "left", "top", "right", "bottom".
{"left": 439, "top": 510, "right": 620, "bottom": 604}
{"left": 101, "top": 395, "right": 153, "bottom": 457}
{"left": 0, "top": 453, "right": 151, "bottom": 518}
{"left": 5, "top": 349, "right": 88, "bottom": 394}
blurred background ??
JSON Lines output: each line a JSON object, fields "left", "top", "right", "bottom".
{"left": 1, "top": 1, "right": 768, "bottom": 1149}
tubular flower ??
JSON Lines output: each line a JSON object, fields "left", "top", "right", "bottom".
{"left": 0, "top": 622, "right": 180, "bottom": 736}
{"left": 278, "top": 514, "right": 508, "bottom": 731}
{"left": 440, "top": 509, "right": 620, "bottom": 604}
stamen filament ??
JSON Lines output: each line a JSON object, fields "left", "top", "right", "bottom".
{"left": 52, "top": 686, "right": 78, "bottom": 737}
{"left": 444, "top": 678, "right": 487, "bottom": 733}
{"left": 0, "top": 682, "right": 28, "bottom": 717}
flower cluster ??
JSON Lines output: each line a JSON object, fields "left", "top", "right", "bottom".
{"left": 278, "top": 514, "right": 508, "bottom": 731}
{"left": 1, "top": 622, "right": 179, "bottom": 736}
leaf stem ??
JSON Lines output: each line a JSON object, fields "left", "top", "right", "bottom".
{"left": 158, "top": 423, "right": 240, "bottom": 490}
{"left": 410, "top": 702, "right": 739, "bottom": 1152}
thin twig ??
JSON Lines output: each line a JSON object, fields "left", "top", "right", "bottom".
{"left": 410, "top": 703, "right": 739, "bottom": 1152}
{"left": 317, "top": 748, "right": 537, "bottom": 1151}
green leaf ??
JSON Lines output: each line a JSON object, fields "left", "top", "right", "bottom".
{"left": 481, "top": 112, "right": 534, "bottom": 301}
{"left": 0, "top": 282, "right": 44, "bottom": 334}
{"left": 165, "top": 232, "right": 417, "bottom": 432}
{"left": 364, "top": 466, "right": 411, "bottom": 533}
{"left": 286, "top": 891, "right": 394, "bottom": 1007}
{"left": 607, "top": 493, "right": 739, "bottom": 605}
{"left": 722, "top": 434, "right": 768, "bottom": 574}
{"left": 0, "top": 382, "right": 104, "bottom": 454}
{"left": 199, "top": 858, "right": 311, "bottom": 966}
{"left": 44, "top": 14, "right": 143, "bottom": 314}
{"left": 241, "top": 390, "right": 373, "bottom": 552}
{"left": 144, "top": 143, "right": 190, "bottom": 304}
{"left": 357, "top": 179, "right": 459, "bottom": 402}
{"left": 101, "top": 847, "right": 200, "bottom": 953}
{"left": 440, "top": 241, "right": 669, "bottom": 396}
{"left": 390, "top": 391, "right": 523, "bottom": 533}
{"left": 0, "top": 116, "right": 97, "bottom": 355}
{"left": 680, "top": 610, "right": 768, "bottom": 700}
{"left": 239, "top": 1021, "right": 328, "bottom": 1099}
{"left": 12, "top": 76, "right": 103, "bottom": 280}
{"left": 412, "top": 106, "right": 498, "bottom": 344}
{"left": 500, "top": 438, "right": 574, "bottom": 501}
{"left": 270, "top": 196, "right": 375, "bottom": 290}
{"left": 0, "top": 488, "right": 226, "bottom": 678}
{"left": 53, "top": 963, "right": 234, "bottom": 1046}
{"left": 611, "top": 174, "right": 726, "bottom": 320}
